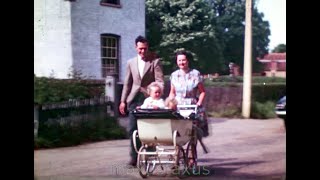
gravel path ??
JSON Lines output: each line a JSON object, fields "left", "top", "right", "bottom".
{"left": 34, "top": 118, "right": 286, "bottom": 180}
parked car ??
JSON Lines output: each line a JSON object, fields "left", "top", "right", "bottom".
{"left": 275, "top": 96, "right": 286, "bottom": 129}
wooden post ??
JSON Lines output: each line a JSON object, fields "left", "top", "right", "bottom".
{"left": 242, "top": 0, "right": 252, "bottom": 118}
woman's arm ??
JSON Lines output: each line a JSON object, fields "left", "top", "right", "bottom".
{"left": 197, "top": 82, "right": 206, "bottom": 106}
{"left": 168, "top": 83, "right": 176, "bottom": 99}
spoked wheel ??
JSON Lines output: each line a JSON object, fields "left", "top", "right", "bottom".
{"left": 186, "top": 138, "right": 198, "bottom": 173}
{"left": 173, "top": 145, "right": 187, "bottom": 178}
{"left": 137, "top": 146, "right": 150, "bottom": 178}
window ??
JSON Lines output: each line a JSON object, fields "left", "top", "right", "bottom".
{"left": 100, "top": 0, "right": 121, "bottom": 7}
{"left": 101, "top": 34, "right": 120, "bottom": 77}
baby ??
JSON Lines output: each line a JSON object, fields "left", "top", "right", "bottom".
{"left": 139, "top": 82, "right": 165, "bottom": 109}
{"left": 165, "top": 97, "right": 178, "bottom": 110}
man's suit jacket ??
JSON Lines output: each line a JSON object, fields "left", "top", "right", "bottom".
{"left": 120, "top": 56, "right": 164, "bottom": 106}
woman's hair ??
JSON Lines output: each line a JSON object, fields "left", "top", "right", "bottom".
{"left": 147, "top": 82, "right": 163, "bottom": 95}
{"left": 175, "top": 50, "right": 194, "bottom": 67}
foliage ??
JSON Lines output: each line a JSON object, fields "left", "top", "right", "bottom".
{"left": 34, "top": 76, "right": 104, "bottom": 104}
{"left": 207, "top": 105, "right": 242, "bottom": 118}
{"left": 208, "top": 0, "right": 270, "bottom": 73}
{"left": 146, "top": 0, "right": 224, "bottom": 74}
{"left": 203, "top": 75, "right": 286, "bottom": 87}
{"left": 34, "top": 76, "right": 88, "bottom": 104}
{"left": 146, "top": 0, "right": 271, "bottom": 75}
{"left": 207, "top": 101, "right": 277, "bottom": 119}
{"left": 250, "top": 101, "right": 277, "bottom": 119}
{"left": 272, "top": 44, "right": 286, "bottom": 53}
{"left": 35, "top": 106, "right": 127, "bottom": 149}
{"left": 251, "top": 83, "right": 286, "bottom": 102}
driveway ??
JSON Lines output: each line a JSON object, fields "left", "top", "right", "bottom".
{"left": 34, "top": 118, "right": 286, "bottom": 180}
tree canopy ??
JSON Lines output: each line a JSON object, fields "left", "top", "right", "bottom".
{"left": 272, "top": 44, "right": 286, "bottom": 53}
{"left": 146, "top": 0, "right": 271, "bottom": 75}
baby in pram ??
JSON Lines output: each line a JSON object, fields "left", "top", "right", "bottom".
{"left": 137, "top": 82, "right": 178, "bottom": 110}
{"left": 137, "top": 82, "right": 165, "bottom": 109}
{"left": 134, "top": 80, "right": 209, "bottom": 170}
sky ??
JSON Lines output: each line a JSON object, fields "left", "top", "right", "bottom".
{"left": 257, "top": 0, "right": 286, "bottom": 52}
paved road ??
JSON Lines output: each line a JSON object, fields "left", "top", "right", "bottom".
{"left": 34, "top": 118, "right": 286, "bottom": 180}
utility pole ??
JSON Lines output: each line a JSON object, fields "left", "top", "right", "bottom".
{"left": 242, "top": 0, "right": 252, "bottom": 118}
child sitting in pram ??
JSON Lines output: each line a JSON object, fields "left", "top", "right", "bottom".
{"left": 137, "top": 82, "right": 165, "bottom": 109}
{"left": 137, "top": 82, "right": 178, "bottom": 110}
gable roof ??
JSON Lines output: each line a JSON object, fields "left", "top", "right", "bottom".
{"left": 258, "top": 53, "right": 286, "bottom": 62}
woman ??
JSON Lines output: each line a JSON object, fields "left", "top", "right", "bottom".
{"left": 168, "top": 50, "right": 205, "bottom": 108}
{"left": 168, "top": 50, "right": 208, "bottom": 135}
{"left": 168, "top": 50, "right": 209, "bottom": 166}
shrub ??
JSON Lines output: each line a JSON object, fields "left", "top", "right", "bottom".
{"left": 36, "top": 114, "right": 127, "bottom": 149}
{"left": 250, "top": 101, "right": 277, "bottom": 119}
{"left": 252, "top": 84, "right": 286, "bottom": 102}
{"left": 34, "top": 76, "right": 105, "bottom": 104}
{"left": 203, "top": 76, "right": 286, "bottom": 88}
{"left": 34, "top": 76, "right": 90, "bottom": 104}
{"left": 207, "top": 106, "right": 242, "bottom": 118}
{"left": 206, "top": 101, "right": 278, "bottom": 119}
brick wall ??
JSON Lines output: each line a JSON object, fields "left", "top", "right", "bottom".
{"left": 163, "top": 81, "right": 243, "bottom": 110}
{"left": 203, "top": 87, "right": 242, "bottom": 110}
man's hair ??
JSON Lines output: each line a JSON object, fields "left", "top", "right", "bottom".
{"left": 135, "top": 35, "right": 148, "bottom": 45}
{"left": 147, "top": 82, "right": 163, "bottom": 95}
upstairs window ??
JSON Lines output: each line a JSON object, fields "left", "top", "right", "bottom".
{"left": 101, "top": 34, "right": 120, "bottom": 77}
{"left": 100, "top": 0, "right": 121, "bottom": 7}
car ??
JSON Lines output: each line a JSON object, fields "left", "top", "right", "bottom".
{"left": 275, "top": 96, "right": 286, "bottom": 129}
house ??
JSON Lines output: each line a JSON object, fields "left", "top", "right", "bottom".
{"left": 257, "top": 53, "right": 286, "bottom": 78}
{"left": 34, "top": 0, "right": 145, "bottom": 82}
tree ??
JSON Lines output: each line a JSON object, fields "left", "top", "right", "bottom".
{"left": 146, "top": 0, "right": 271, "bottom": 74}
{"left": 208, "top": 0, "right": 270, "bottom": 73}
{"left": 146, "top": 0, "right": 224, "bottom": 74}
{"left": 272, "top": 44, "right": 286, "bottom": 53}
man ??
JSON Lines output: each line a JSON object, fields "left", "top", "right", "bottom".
{"left": 119, "top": 35, "right": 164, "bottom": 166}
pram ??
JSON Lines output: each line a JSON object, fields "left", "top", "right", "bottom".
{"left": 131, "top": 105, "right": 208, "bottom": 178}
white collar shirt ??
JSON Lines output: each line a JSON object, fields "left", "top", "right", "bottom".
{"left": 137, "top": 55, "right": 146, "bottom": 78}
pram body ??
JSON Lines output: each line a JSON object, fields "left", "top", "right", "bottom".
{"left": 131, "top": 105, "right": 203, "bottom": 178}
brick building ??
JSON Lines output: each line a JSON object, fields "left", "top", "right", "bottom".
{"left": 257, "top": 53, "right": 286, "bottom": 78}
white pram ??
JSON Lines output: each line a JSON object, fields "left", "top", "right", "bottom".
{"left": 131, "top": 105, "right": 208, "bottom": 178}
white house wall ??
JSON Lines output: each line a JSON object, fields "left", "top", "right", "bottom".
{"left": 71, "top": 0, "right": 145, "bottom": 81}
{"left": 35, "top": 0, "right": 145, "bottom": 81}
{"left": 34, "top": 0, "right": 73, "bottom": 79}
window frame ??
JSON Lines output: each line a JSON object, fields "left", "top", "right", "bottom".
{"left": 100, "top": 0, "right": 121, "bottom": 8}
{"left": 101, "top": 34, "right": 120, "bottom": 78}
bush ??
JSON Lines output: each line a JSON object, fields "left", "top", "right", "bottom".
{"left": 207, "top": 102, "right": 277, "bottom": 119}
{"left": 207, "top": 106, "right": 242, "bottom": 118}
{"left": 34, "top": 76, "right": 90, "bottom": 104}
{"left": 36, "top": 114, "right": 127, "bottom": 149}
{"left": 34, "top": 76, "right": 105, "bottom": 104}
{"left": 252, "top": 84, "right": 286, "bottom": 102}
{"left": 250, "top": 101, "right": 277, "bottom": 119}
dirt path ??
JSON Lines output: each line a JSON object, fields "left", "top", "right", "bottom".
{"left": 34, "top": 118, "right": 286, "bottom": 180}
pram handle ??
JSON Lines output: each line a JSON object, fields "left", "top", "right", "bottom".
{"left": 177, "top": 104, "right": 198, "bottom": 118}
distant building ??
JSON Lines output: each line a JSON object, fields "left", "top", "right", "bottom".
{"left": 34, "top": 0, "right": 145, "bottom": 82}
{"left": 257, "top": 53, "right": 286, "bottom": 78}
{"left": 229, "top": 62, "right": 241, "bottom": 76}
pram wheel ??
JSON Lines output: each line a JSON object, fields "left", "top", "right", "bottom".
{"left": 137, "top": 146, "right": 150, "bottom": 178}
{"left": 186, "top": 132, "right": 198, "bottom": 171}
{"left": 172, "top": 145, "right": 187, "bottom": 177}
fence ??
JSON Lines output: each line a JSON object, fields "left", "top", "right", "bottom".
{"left": 34, "top": 96, "right": 114, "bottom": 138}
